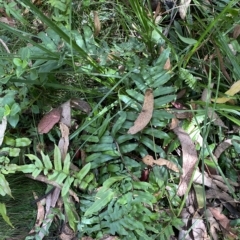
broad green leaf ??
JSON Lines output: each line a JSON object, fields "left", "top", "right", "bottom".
{"left": 54, "top": 145, "right": 62, "bottom": 171}
{"left": 120, "top": 143, "right": 138, "bottom": 153}
{"left": 103, "top": 176, "right": 126, "bottom": 188}
{"left": 80, "top": 135, "right": 99, "bottom": 143}
{"left": 63, "top": 196, "right": 78, "bottom": 231}
{"left": 132, "top": 181, "right": 154, "bottom": 191}
{"left": 32, "top": 168, "right": 42, "bottom": 178}
{"left": 119, "top": 94, "right": 139, "bottom": 111}
{"left": 3, "top": 137, "right": 15, "bottom": 146}
{"left": 0, "top": 174, "right": 12, "bottom": 197}
{"left": 154, "top": 95, "right": 176, "bottom": 108}
{"left": 0, "top": 203, "right": 14, "bottom": 228}
{"left": 15, "top": 137, "right": 31, "bottom": 147}
{"left": 176, "top": 31, "right": 197, "bottom": 45}
{"left": 126, "top": 89, "right": 144, "bottom": 102}
{"left": 41, "top": 152, "right": 53, "bottom": 169}
{"left": 84, "top": 188, "right": 114, "bottom": 216}
{"left": 86, "top": 143, "right": 115, "bottom": 152}
{"left": 98, "top": 113, "right": 111, "bottom": 138}
{"left": 63, "top": 154, "right": 71, "bottom": 174}
{"left": 62, "top": 176, "right": 74, "bottom": 197}
{"left": 153, "top": 87, "right": 175, "bottom": 97}
{"left": 111, "top": 111, "right": 127, "bottom": 137}
{"left": 10, "top": 103, "right": 21, "bottom": 116}
{"left": 17, "top": 164, "right": 36, "bottom": 173}
{"left": 8, "top": 114, "right": 19, "bottom": 128}
{"left": 8, "top": 148, "right": 20, "bottom": 157}
{"left": 76, "top": 163, "right": 91, "bottom": 181}
{"left": 55, "top": 172, "right": 67, "bottom": 185}
{"left": 135, "top": 229, "right": 152, "bottom": 240}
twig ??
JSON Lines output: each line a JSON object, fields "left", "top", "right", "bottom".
{"left": 0, "top": 38, "right": 10, "bottom": 53}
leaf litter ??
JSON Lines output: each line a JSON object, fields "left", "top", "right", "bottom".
{"left": 128, "top": 88, "right": 154, "bottom": 134}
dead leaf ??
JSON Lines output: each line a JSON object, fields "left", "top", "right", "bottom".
{"left": 58, "top": 122, "right": 69, "bottom": 161}
{"left": 38, "top": 108, "right": 62, "bottom": 134}
{"left": 172, "top": 126, "right": 198, "bottom": 196}
{"left": 70, "top": 98, "right": 91, "bottom": 114}
{"left": 160, "top": 47, "right": 171, "bottom": 70}
{"left": 29, "top": 192, "right": 45, "bottom": 234}
{"left": 208, "top": 207, "right": 230, "bottom": 229}
{"left": 205, "top": 209, "right": 220, "bottom": 240}
{"left": 178, "top": 189, "right": 208, "bottom": 240}
{"left": 93, "top": 11, "right": 101, "bottom": 37}
{"left": 233, "top": 25, "right": 240, "bottom": 39}
{"left": 128, "top": 89, "right": 154, "bottom": 134}
{"left": 214, "top": 139, "right": 232, "bottom": 159}
{"left": 212, "top": 80, "right": 240, "bottom": 103}
{"left": 0, "top": 17, "right": 16, "bottom": 27}
{"left": 60, "top": 100, "right": 71, "bottom": 127}
{"left": 0, "top": 116, "right": 7, "bottom": 146}
{"left": 59, "top": 223, "right": 75, "bottom": 240}
{"left": 207, "top": 109, "right": 227, "bottom": 128}
{"left": 179, "top": 0, "right": 191, "bottom": 19}
{"left": 142, "top": 155, "right": 179, "bottom": 172}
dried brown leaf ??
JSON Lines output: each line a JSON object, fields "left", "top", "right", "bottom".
{"left": 142, "top": 155, "right": 179, "bottom": 172}
{"left": 128, "top": 89, "right": 154, "bottom": 134}
{"left": 58, "top": 122, "right": 69, "bottom": 161}
{"left": 179, "top": 0, "right": 191, "bottom": 19}
{"left": 214, "top": 139, "right": 232, "bottom": 159}
{"left": 70, "top": 98, "right": 91, "bottom": 114}
{"left": 29, "top": 192, "right": 45, "bottom": 234}
{"left": 208, "top": 207, "right": 230, "bottom": 229}
{"left": 172, "top": 126, "right": 198, "bottom": 196}
{"left": 207, "top": 109, "right": 228, "bottom": 128}
{"left": 233, "top": 25, "right": 240, "bottom": 39}
{"left": 93, "top": 11, "right": 101, "bottom": 37}
{"left": 60, "top": 100, "right": 71, "bottom": 127}
{"left": 38, "top": 108, "right": 62, "bottom": 134}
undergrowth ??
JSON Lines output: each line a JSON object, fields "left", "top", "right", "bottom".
{"left": 0, "top": 0, "right": 240, "bottom": 239}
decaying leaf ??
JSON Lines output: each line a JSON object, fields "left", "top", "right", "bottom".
{"left": 60, "top": 100, "right": 71, "bottom": 127}
{"left": 128, "top": 89, "right": 154, "bottom": 134}
{"left": 172, "top": 125, "right": 198, "bottom": 196}
{"left": 142, "top": 155, "right": 179, "bottom": 172}
{"left": 59, "top": 223, "right": 75, "bottom": 240}
{"left": 207, "top": 109, "right": 227, "bottom": 128}
{"left": 160, "top": 47, "right": 171, "bottom": 70}
{"left": 58, "top": 122, "right": 69, "bottom": 161}
{"left": 29, "top": 192, "right": 45, "bottom": 234}
{"left": 179, "top": 0, "right": 191, "bottom": 19}
{"left": 0, "top": 116, "right": 7, "bottom": 146}
{"left": 205, "top": 209, "right": 220, "bottom": 240}
{"left": 93, "top": 11, "right": 101, "bottom": 37}
{"left": 38, "top": 108, "right": 62, "bottom": 134}
{"left": 70, "top": 98, "right": 91, "bottom": 114}
{"left": 233, "top": 25, "right": 240, "bottom": 39}
{"left": 212, "top": 80, "right": 240, "bottom": 103}
{"left": 208, "top": 207, "right": 233, "bottom": 234}
{"left": 214, "top": 139, "right": 232, "bottom": 159}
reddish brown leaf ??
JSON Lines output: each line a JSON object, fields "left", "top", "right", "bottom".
{"left": 38, "top": 108, "right": 62, "bottom": 134}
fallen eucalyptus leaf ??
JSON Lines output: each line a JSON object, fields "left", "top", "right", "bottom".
{"left": 128, "top": 89, "right": 154, "bottom": 134}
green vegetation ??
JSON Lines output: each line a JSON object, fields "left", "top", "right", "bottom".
{"left": 0, "top": 0, "right": 240, "bottom": 239}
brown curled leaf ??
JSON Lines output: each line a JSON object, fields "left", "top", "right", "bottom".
{"left": 38, "top": 108, "right": 62, "bottom": 134}
{"left": 142, "top": 155, "right": 179, "bottom": 172}
{"left": 93, "top": 11, "right": 101, "bottom": 37}
{"left": 128, "top": 89, "right": 154, "bottom": 134}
